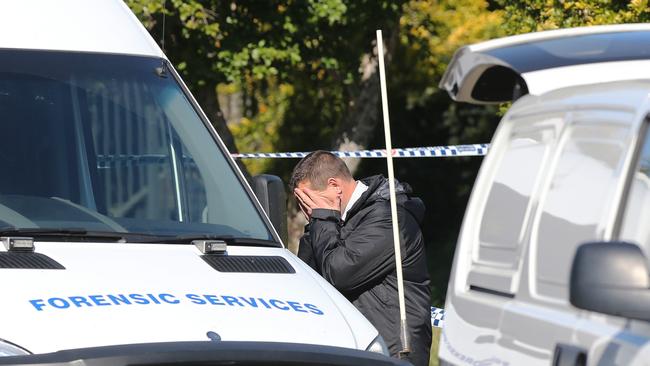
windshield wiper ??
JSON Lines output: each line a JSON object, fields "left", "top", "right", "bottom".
{"left": 0, "top": 227, "right": 130, "bottom": 242}
{"left": 0, "top": 228, "right": 281, "bottom": 247}
{"left": 130, "top": 234, "right": 280, "bottom": 247}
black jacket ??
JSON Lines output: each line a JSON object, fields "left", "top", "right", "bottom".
{"left": 298, "top": 175, "right": 431, "bottom": 366}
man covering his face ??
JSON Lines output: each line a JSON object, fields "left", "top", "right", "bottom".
{"left": 290, "top": 150, "right": 431, "bottom": 366}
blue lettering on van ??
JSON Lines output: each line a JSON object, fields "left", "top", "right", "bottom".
{"left": 304, "top": 303, "right": 324, "bottom": 315}
{"left": 159, "top": 294, "right": 180, "bottom": 304}
{"left": 69, "top": 296, "right": 93, "bottom": 307}
{"left": 28, "top": 293, "right": 325, "bottom": 316}
{"left": 48, "top": 298, "right": 70, "bottom": 309}
{"left": 185, "top": 294, "right": 206, "bottom": 304}
{"left": 287, "top": 301, "right": 307, "bottom": 313}
{"left": 30, "top": 299, "right": 46, "bottom": 311}
{"left": 129, "top": 294, "right": 149, "bottom": 305}
{"left": 89, "top": 295, "right": 110, "bottom": 306}
{"left": 239, "top": 297, "right": 258, "bottom": 307}
{"left": 222, "top": 295, "right": 243, "bottom": 307}
{"left": 204, "top": 295, "right": 225, "bottom": 305}
{"left": 269, "top": 299, "right": 289, "bottom": 310}
{"left": 107, "top": 294, "right": 131, "bottom": 305}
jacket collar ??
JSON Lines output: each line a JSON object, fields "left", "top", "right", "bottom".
{"left": 343, "top": 175, "right": 387, "bottom": 221}
{"left": 342, "top": 181, "right": 369, "bottom": 221}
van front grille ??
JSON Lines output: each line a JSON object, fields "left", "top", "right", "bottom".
{"left": 0, "top": 252, "right": 65, "bottom": 269}
{"left": 201, "top": 255, "right": 295, "bottom": 274}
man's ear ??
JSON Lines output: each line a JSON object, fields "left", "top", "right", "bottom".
{"left": 327, "top": 178, "right": 342, "bottom": 195}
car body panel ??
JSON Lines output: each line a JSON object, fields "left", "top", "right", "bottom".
{"left": 440, "top": 80, "right": 650, "bottom": 365}
{"left": 0, "top": 0, "right": 163, "bottom": 58}
{"left": 1, "top": 242, "right": 377, "bottom": 354}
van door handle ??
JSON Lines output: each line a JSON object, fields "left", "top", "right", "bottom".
{"left": 553, "top": 343, "right": 587, "bottom": 366}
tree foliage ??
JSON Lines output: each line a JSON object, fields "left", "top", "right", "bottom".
{"left": 400, "top": 0, "right": 504, "bottom": 94}
{"left": 499, "top": 0, "right": 650, "bottom": 33}
{"left": 127, "top": 0, "right": 405, "bottom": 175}
{"left": 127, "top": 0, "right": 355, "bottom": 84}
{"left": 227, "top": 81, "right": 294, "bottom": 174}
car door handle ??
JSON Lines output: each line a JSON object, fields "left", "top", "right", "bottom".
{"left": 553, "top": 343, "right": 587, "bottom": 366}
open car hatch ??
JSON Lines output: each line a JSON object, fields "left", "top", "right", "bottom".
{"left": 439, "top": 23, "right": 650, "bottom": 104}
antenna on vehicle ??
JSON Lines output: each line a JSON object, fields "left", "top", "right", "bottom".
{"left": 155, "top": 0, "right": 168, "bottom": 78}
{"left": 376, "top": 29, "right": 411, "bottom": 359}
{"left": 161, "top": 0, "right": 167, "bottom": 53}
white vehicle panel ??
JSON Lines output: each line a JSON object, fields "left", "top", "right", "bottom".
{"left": 524, "top": 60, "right": 650, "bottom": 96}
{"left": 441, "top": 81, "right": 650, "bottom": 365}
{"left": 0, "top": 0, "right": 164, "bottom": 57}
{"left": 1, "top": 243, "right": 377, "bottom": 354}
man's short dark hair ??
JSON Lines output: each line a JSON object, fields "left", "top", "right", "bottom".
{"left": 290, "top": 151, "right": 353, "bottom": 190}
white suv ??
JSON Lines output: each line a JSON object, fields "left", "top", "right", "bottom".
{"left": 439, "top": 24, "right": 650, "bottom": 366}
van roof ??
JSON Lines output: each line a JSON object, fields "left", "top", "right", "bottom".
{"left": 509, "top": 79, "right": 650, "bottom": 118}
{"left": 0, "top": 0, "right": 165, "bottom": 58}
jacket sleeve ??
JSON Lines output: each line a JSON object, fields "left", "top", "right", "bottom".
{"left": 308, "top": 206, "right": 395, "bottom": 294}
{"left": 297, "top": 224, "right": 319, "bottom": 272}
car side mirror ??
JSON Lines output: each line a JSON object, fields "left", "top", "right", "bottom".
{"left": 570, "top": 241, "right": 650, "bottom": 321}
{"left": 251, "top": 174, "right": 288, "bottom": 243}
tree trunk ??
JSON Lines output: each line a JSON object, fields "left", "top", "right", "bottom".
{"left": 196, "top": 86, "right": 238, "bottom": 152}
{"left": 195, "top": 86, "right": 251, "bottom": 181}
{"left": 332, "top": 70, "right": 380, "bottom": 173}
{"left": 331, "top": 31, "right": 397, "bottom": 174}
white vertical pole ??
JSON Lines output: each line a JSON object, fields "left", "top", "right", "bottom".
{"left": 376, "top": 29, "right": 410, "bottom": 357}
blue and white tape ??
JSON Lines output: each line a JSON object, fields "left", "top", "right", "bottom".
{"left": 431, "top": 306, "right": 445, "bottom": 328}
{"left": 231, "top": 144, "right": 489, "bottom": 159}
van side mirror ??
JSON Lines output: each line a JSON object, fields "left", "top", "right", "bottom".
{"left": 570, "top": 242, "right": 650, "bottom": 321}
{"left": 251, "top": 174, "right": 288, "bottom": 243}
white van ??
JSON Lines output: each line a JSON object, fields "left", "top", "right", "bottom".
{"left": 0, "top": 1, "right": 403, "bottom": 365}
{"left": 439, "top": 24, "right": 650, "bottom": 365}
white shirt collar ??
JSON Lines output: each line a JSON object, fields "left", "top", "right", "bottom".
{"left": 342, "top": 181, "right": 369, "bottom": 221}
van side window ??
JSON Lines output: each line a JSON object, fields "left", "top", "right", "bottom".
{"left": 535, "top": 117, "right": 630, "bottom": 300}
{"left": 620, "top": 121, "right": 650, "bottom": 255}
{"left": 467, "top": 117, "right": 558, "bottom": 296}
{"left": 478, "top": 129, "right": 550, "bottom": 266}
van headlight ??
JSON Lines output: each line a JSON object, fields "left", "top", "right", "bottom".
{"left": 0, "top": 340, "right": 30, "bottom": 356}
{"left": 365, "top": 335, "right": 389, "bottom": 356}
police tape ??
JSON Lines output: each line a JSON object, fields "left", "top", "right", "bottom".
{"left": 431, "top": 306, "right": 445, "bottom": 328}
{"left": 231, "top": 144, "right": 489, "bottom": 159}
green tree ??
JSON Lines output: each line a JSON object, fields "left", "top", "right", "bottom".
{"left": 498, "top": 0, "right": 650, "bottom": 33}
{"left": 126, "top": 1, "right": 403, "bottom": 159}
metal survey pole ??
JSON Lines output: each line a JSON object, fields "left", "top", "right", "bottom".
{"left": 376, "top": 29, "right": 410, "bottom": 358}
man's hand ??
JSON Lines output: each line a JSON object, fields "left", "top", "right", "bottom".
{"left": 296, "top": 196, "right": 312, "bottom": 221}
{"left": 294, "top": 187, "right": 341, "bottom": 214}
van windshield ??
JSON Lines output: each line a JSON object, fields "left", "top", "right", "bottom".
{"left": 0, "top": 50, "right": 273, "bottom": 242}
